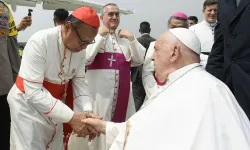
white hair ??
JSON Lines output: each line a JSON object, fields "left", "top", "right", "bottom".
{"left": 100, "top": 3, "right": 119, "bottom": 16}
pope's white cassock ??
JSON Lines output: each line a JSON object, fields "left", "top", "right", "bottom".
{"left": 68, "top": 32, "right": 146, "bottom": 150}
{"left": 7, "top": 26, "right": 92, "bottom": 150}
{"left": 105, "top": 28, "right": 250, "bottom": 150}
{"left": 106, "top": 63, "right": 250, "bottom": 150}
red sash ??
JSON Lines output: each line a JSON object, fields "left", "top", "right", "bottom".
{"left": 16, "top": 76, "right": 73, "bottom": 150}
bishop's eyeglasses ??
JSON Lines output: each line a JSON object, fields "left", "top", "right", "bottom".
{"left": 72, "top": 24, "right": 95, "bottom": 45}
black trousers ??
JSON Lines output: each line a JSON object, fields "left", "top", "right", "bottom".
{"left": 1, "top": 94, "right": 10, "bottom": 150}
{"left": 132, "top": 78, "right": 146, "bottom": 111}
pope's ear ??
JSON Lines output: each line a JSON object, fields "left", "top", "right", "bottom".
{"left": 170, "top": 45, "right": 181, "bottom": 62}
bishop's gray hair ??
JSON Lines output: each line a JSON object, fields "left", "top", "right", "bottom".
{"left": 167, "top": 16, "right": 189, "bottom": 28}
{"left": 100, "top": 3, "right": 120, "bottom": 16}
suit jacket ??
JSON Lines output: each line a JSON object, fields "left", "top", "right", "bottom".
{"left": 131, "top": 34, "right": 155, "bottom": 82}
{"left": 206, "top": 0, "right": 250, "bottom": 118}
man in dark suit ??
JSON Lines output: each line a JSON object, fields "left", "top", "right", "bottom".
{"left": 131, "top": 21, "right": 155, "bottom": 111}
{"left": 206, "top": 0, "right": 250, "bottom": 119}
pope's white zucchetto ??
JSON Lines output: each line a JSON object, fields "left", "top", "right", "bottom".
{"left": 169, "top": 28, "right": 201, "bottom": 54}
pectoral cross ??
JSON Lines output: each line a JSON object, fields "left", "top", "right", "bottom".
{"left": 108, "top": 54, "right": 116, "bottom": 67}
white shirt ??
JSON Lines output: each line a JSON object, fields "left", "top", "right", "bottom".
{"left": 190, "top": 20, "right": 216, "bottom": 53}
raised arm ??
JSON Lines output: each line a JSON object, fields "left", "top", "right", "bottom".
{"left": 129, "top": 39, "right": 146, "bottom": 67}
{"left": 85, "top": 26, "right": 110, "bottom": 65}
{"left": 205, "top": 2, "right": 224, "bottom": 78}
{"left": 118, "top": 29, "right": 146, "bottom": 67}
{"left": 85, "top": 34, "right": 105, "bottom": 65}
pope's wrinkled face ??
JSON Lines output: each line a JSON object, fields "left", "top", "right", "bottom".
{"left": 63, "top": 22, "right": 98, "bottom": 52}
{"left": 153, "top": 35, "right": 172, "bottom": 74}
{"left": 101, "top": 5, "right": 120, "bottom": 30}
{"left": 203, "top": 4, "right": 217, "bottom": 23}
{"left": 153, "top": 32, "right": 181, "bottom": 76}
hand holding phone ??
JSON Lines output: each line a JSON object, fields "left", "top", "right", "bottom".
{"left": 16, "top": 16, "right": 32, "bottom": 31}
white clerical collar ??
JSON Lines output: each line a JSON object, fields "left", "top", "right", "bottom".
{"left": 107, "top": 30, "right": 119, "bottom": 39}
{"left": 141, "top": 33, "right": 150, "bottom": 36}
{"left": 202, "top": 20, "right": 217, "bottom": 27}
{"left": 109, "top": 29, "right": 119, "bottom": 35}
{"left": 167, "top": 63, "right": 201, "bottom": 84}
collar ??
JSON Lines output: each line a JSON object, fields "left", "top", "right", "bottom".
{"left": 141, "top": 33, "right": 150, "bottom": 36}
{"left": 107, "top": 30, "right": 122, "bottom": 41}
{"left": 202, "top": 20, "right": 217, "bottom": 27}
{"left": 109, "top": 29, "right": 119, "bottom": 35}
{"left": 140, "top": 63, "right": 202, "bottom": 110}
{"left": 167, "top": 63, "right": 201, "bottom": 84}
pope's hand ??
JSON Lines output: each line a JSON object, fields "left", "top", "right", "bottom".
{"left": 86, "top": 112, "right": 103, "bottom": 120}
{"left": 17, "top": 16, "right": 32, "bottom": 31}
{"left": 85, "top": 113, "right": 103, "bottom": 141}
{"left": 98, "top": 26, "right": 110, "bottom": 37}
{"left": 82, "top": 118, "right": 107, "bottom": 135}
{"left": 118, "top": 29, "right": 135, "bottom": 42}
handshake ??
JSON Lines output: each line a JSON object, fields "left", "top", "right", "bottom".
{"left": 68, "top": 112, "right": 106, "bottom": 141}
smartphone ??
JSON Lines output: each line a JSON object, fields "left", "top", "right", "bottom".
{"left": 28, "top": 9, "right": 33, "bottom": 16}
